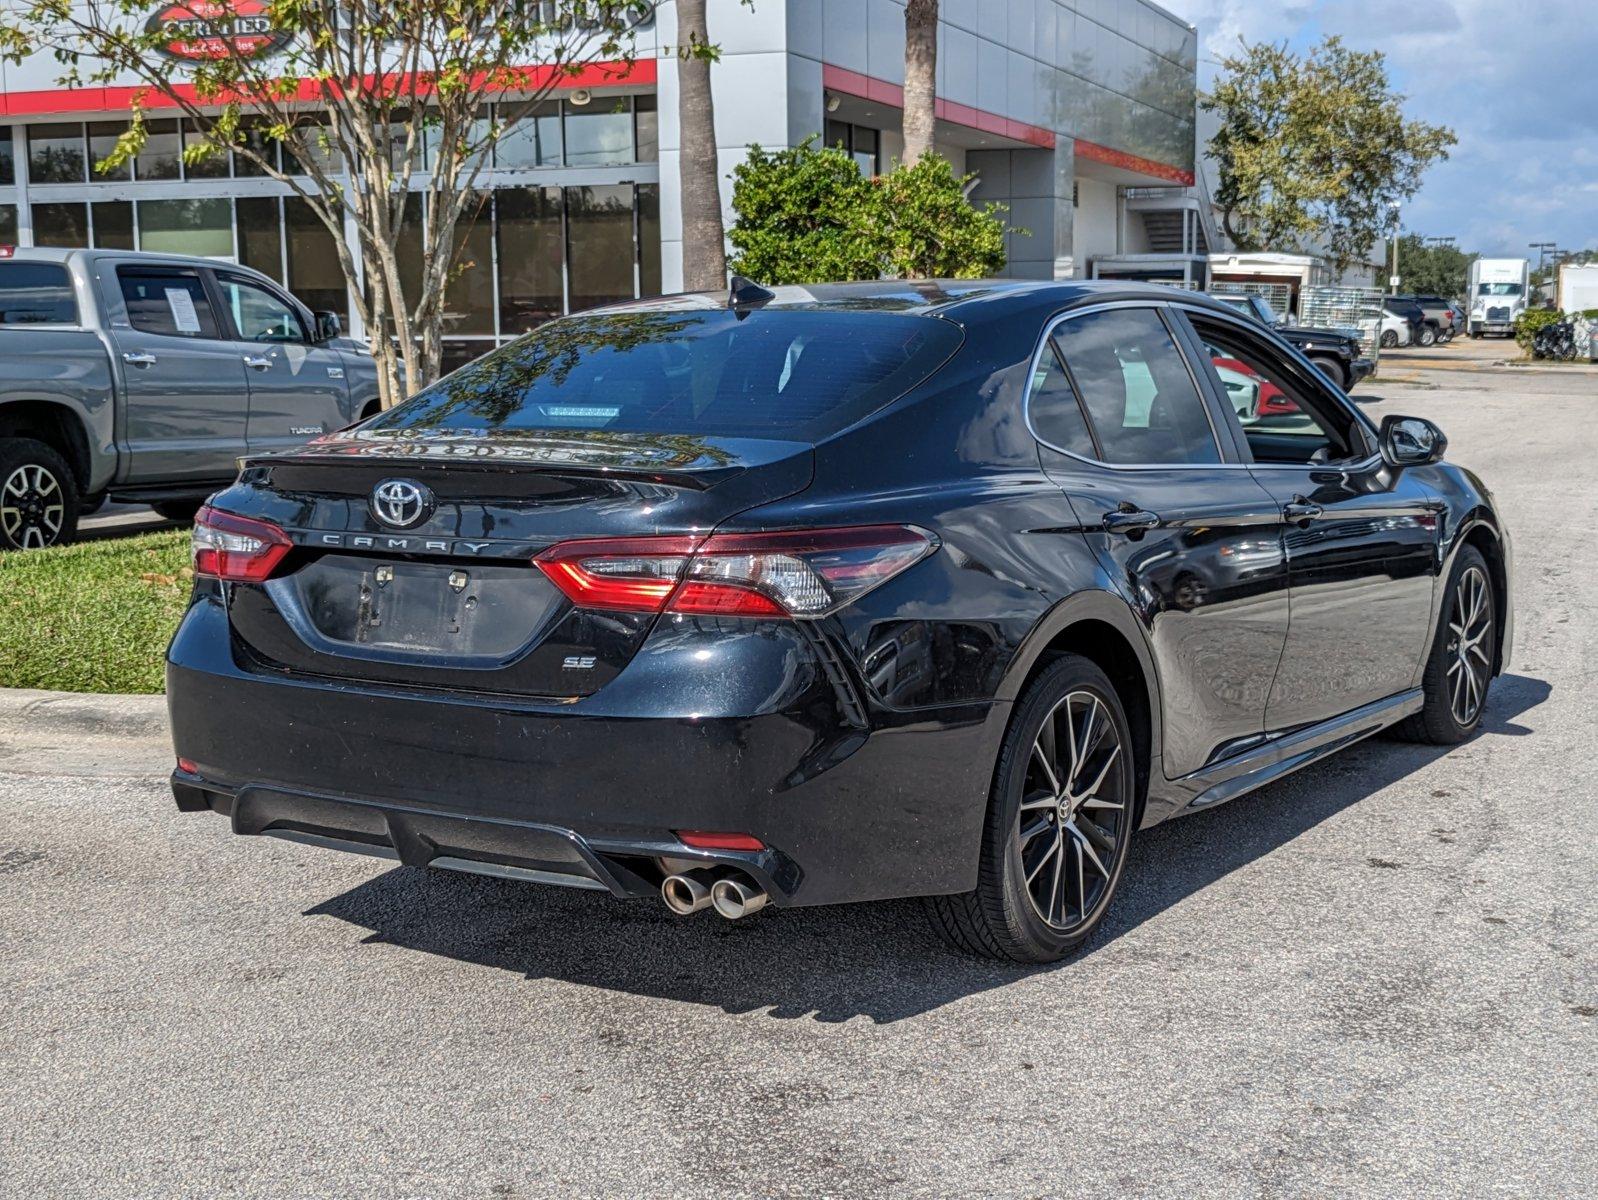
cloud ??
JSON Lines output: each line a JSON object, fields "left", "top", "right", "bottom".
{"left": 1158, "top": 0, "right": 1598, "bottom": 254}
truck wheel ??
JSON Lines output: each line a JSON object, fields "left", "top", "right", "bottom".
{"left": 1309, "top": 355, "right": 1347, "bottom": 391}
{"left": 0, "top": 438, "right": 79, "bottom": 550}
{"left": 151, "top": 500, "right": 204, "bottom": 523}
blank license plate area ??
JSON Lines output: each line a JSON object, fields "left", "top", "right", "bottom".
{"left": 292, "top": 555, "right": 561, "bottom": 660}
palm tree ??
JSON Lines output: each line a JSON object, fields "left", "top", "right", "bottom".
{"left": 676, "top": 0, "right": 728, "bottom": 291}
{"left": 902, "top": 0, "right": 938, "bottom": 163}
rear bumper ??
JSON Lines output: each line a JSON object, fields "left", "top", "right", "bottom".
{"left": 166, "top": 595, "right": 1006, "bottom": 907}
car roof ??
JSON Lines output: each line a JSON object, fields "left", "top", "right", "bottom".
{"left": 0, "top": 246, "right": 258, "bottom": 273}
{"left": 586, "top": 278, "right": 1248, "bottom": 325}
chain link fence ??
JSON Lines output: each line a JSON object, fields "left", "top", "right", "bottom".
{"left": 1212, "top": 281, "right": 1295, "bottom": 319}
{"left": 1299, "top": 285, "right": 1385, "bottom": 371}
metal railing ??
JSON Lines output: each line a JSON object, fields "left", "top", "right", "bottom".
{"left": 1300, "top": 284, "right": 1385, "bottom": 369}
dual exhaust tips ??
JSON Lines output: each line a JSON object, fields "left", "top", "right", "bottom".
{"left": 661, "top": 870, "right": 769, "bottom": 920}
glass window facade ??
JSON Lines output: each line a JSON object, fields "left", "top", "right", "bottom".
{"left": 86, "top": 123, "right": 130, "bottom": 181}
{"left": 32, "top": 202, "right": 89, "bottom": 247}
{"left": 566, "top": 184, "right": 636, "bottom": 312}
{"left": 285, "top": 197, "right": 348, "bottom": 319}
{"left": 1, "top": 91, "right": 661, "bottom": 370}
{"left": 29, "top": 124, "right": 85, "bottom": 184}
{"left": 497, "top": 186, "right": 562, "bottom": 333}
{"left": 91, "top": 201, "right": 135, "bottom": 250}
{"left": 135, "top": 119, "right": 182, "bottom": 181}
{"left": 139, "top": 198, "right": 232, "bottom": 257}
{"left": 495, "top": 102, "right": 563, "bottom": 169}
{"left": 564, "top": 98, "right": 636, "bottom": 166}
{"left": 237, "top": 197, "right": 285, "bottom": 281}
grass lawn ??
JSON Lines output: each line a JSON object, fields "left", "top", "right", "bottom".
{"left": 0, "top": 529, "right": 191, "bottom": 694}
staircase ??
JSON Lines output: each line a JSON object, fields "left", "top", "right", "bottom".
{"left": 1140, "top": 208, "right": 1207, "bottom": 255}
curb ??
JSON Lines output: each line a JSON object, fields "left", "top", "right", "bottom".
{"left": 0, "top": 688, "right": 171, "bottom": 780}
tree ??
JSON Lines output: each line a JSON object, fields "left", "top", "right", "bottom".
{"left": 1394, "top": 234, "right": 1476, "bottom": 299}
{"left": 1202, "top": 36, "right": 1456, "bottom": 272}
{"left": 675, "top": 0, "right": 727, "bottom": 291}
{"left": 728, "top": 139, "right": 1010, "bottom": 283}
{"left": 877, "top": 153, "right": 1006, "bottom": 278}
{"left": 0, "top": 1, "right": 657, "bottom": 407}
{"left": 902, "top": 0, "right": 937, "bottom": 164}
{"left": 725, "top": 140, "right": 883, "bottom": 283}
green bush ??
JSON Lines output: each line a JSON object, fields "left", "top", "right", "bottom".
{"left": 1513, "top": 308, "right": 1564, "bottom": 354}
{"left": 729, "top": 138, "right": 1014, "bottom": 284}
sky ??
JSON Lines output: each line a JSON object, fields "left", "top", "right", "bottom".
{"left": 1157, "top": 0, "right": 1598, "bottom": 258}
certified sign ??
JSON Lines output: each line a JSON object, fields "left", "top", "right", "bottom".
{"left": 147, "top": 0, "right": 291, "bottom": 61}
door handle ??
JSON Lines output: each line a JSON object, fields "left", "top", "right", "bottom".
{"left": 242, "top": 354, "right": 274, "bottom": 370}
{"left": 1102, "top": 505, "right": 1161, "bottom": 536}
{"left": 1283, "top": 497, "right": 1324, "bottom": 524}
{"left": 121, "top": 351, "right": 156, "bottom": 367}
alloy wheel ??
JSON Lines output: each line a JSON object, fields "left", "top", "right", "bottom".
{"left": 1445, "top": 565, "right": 1493, "bottom": 726}
{"left": 1, "top": 463, "right": 66, "bottom": 549}
{"left": 1014, "top": 689, "right": 1128, "bottom": 932}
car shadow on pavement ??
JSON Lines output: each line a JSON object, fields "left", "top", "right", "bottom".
{"left": 306, "top": 673, "right": 1550, "bottom": 1025}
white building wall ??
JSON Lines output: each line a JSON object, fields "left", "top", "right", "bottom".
{"left": 1073, "top": 176, "right": 1120, "bottom": 266}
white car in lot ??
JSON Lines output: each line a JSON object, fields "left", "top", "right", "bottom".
{"left": 1381, "top": 308, "right": 1414, "bottom": 348}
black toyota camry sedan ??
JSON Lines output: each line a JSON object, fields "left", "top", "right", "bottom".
{"left": 166, "top": 280, "right": 1512, "bottom": 962}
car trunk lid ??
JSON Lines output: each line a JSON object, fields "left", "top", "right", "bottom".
{"left": 217, "top": 427, "right": 813, "bottom": 697}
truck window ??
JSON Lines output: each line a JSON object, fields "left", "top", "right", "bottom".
{"left": 117, "top": 267, "right": 221, "bottom": 339}
{"left": 216, "top": 275, "right": 305, "bottom": 344}
{"left": 0, "top": 262, "right": 78, "bottom": 325}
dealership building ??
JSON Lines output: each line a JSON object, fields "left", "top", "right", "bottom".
{"left": 0, "top": 0, "right": 1199, "bottom": 369}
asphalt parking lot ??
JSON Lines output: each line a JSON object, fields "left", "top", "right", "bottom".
{"left": 3, "top": 337, "right": 1594, "bottom": 1198}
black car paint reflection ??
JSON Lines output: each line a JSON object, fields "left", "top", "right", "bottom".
{"left": 167, "top": 280, "right": 1511, "bottom": 910}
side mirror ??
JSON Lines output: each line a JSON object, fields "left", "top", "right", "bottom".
{"left": 1379, "top": 414, "right": 1447, "bottom": 467}
{"left": 313, "top": 311, "right": 342, "bottom": 342}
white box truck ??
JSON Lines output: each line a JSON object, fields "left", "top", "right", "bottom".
{"left": 1557, "top": 263, "right": 1598, "bottom": 314}
{"left": 1467, "top": 258, "right": 1530, "bottom": 337}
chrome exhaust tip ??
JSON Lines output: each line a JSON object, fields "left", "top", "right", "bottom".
{"left": 709, "top": 876, "right": 769, "bottom": 920}
{"left": 661, "top": 872, "right": 713, "bottom": 916}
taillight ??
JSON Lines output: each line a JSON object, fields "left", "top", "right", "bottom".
{"left": 191, "top": 506, "right": 291, "bottom": 582}
{"left": 534, "top": 526, "right": 935, "bottom": 619}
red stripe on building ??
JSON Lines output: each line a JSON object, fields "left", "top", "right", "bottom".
{"left": 823, "top": 63, "right": 1055, "bottom": 150}
{"left": 0, "top": 58, "right": 655, "bottom": 117}
{"left": 1073, "top": 137, "right": 1193, "bottom": 186}
{"left": 823, "top": 63, "right": 1194, "bottom": 181}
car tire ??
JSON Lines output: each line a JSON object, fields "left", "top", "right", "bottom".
{"left": 1417, "top": 325, "right": 1437, "bottom": 347}
{"left": 1381, "top": 330, "right": 1399, "bottom": 348}
{"left": 1309, "top": 355, "right": 1346, "bottom": 390}
{"left": 0, "top": 438, "right": 79, "bottom": 551}
{"left": 924, "top": 655, "right": 1136, "bottom": 963}
{"left": 1395, "top": 545, "right": 1495, "bottom": 745}
{"left": 151, "top": 499, "right": 204, "bottom": 523}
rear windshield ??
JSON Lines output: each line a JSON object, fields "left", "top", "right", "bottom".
{"left": 0, "top": 262, "right": 78, "bottom": 325}
{"left": 371, "top": 308, "right": 962, "bottom": 440}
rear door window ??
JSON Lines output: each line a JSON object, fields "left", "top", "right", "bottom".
{"left": 0, "top": 262, "right": 77, "bottom": 324}
{"left": 370, "top": 308, "right": 963, "bottom": 441}
{"left": 1051, "top": 307, "right": 1221, "bottom": 466}
{"left": 117, "top": 267, "right": 221, "bottom": 339}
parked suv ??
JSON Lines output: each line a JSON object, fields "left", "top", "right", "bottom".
{"left": 0, "top": 248, "right": 379, "bottom": 550}
{"left": 167, "top": 280, "right": 1512, "bottom": 963}
{"left": 1210, "top": 291, "right": 1373, "bottom": 390}
{"left": 1387, "top": 294, "right": 1458, "bottom": 345}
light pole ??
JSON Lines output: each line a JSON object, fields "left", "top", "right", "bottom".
{"left": 1529, "top": 241, "right": 1557, "bottom": 272}
{"left": 1388, "top": 201, "right": 1403, "bottom": 292}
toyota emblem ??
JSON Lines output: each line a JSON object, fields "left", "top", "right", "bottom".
{"left": 369, "top": 479, "right": 435, "bottom": 529}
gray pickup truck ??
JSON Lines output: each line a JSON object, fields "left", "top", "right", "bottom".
{"left": 0, "top": 248, "right": 380, "bottom": 549}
